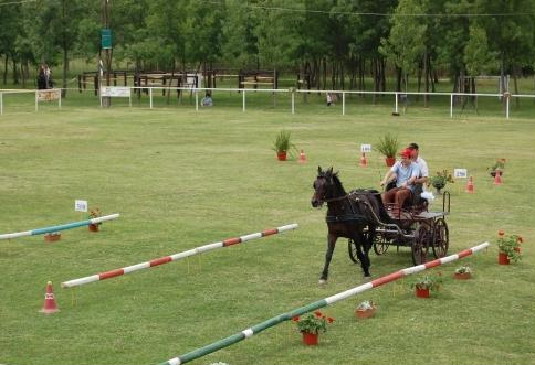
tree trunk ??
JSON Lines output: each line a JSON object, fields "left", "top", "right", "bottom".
{"left": 12, "top": 58, "right": 19, "bottom": 85}
{"left": 3, "top": 54, "right": 10, "bottom": 85}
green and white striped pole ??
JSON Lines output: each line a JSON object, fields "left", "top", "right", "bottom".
{"left": 157, "top": 242, "right": 489, "bottom": 365}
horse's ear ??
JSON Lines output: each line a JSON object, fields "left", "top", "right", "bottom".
{"left": 327, "top": 167, "right": 334, "bottom": 174}
{"left": 317, "top": 166, "right": 322, "bottom": 174}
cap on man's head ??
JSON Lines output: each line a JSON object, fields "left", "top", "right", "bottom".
{"left": 408, "top": 142, "right": 419, "bottom": 150}
{"left": 399, "top": 149, "right": 411, "bottom": 158}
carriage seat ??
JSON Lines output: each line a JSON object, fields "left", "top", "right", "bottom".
{"left": 385, "top": 180, "right": 428, "bottom": 214}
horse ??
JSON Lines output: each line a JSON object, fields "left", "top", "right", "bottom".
{"left": 311, "top": 166, "right": 391, "bottom": 283}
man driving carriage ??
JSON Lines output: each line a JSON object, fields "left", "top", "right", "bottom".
{"left": 380, "top": 142, "right": 430, "bottom": 215}
{"left": 380, "top": 148, "right": 419, "bottom": 215}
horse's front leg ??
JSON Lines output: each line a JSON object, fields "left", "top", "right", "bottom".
{"left": 319, "top": 234, "right": 337, "bottom": 284}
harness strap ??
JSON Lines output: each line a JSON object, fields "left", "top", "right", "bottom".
{"left": 326, "top": 214, "right": 367, "bottom": 223}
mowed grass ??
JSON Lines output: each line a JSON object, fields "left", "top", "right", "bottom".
{"left": 0, "top": 102, "right": 534, "bottom": 365}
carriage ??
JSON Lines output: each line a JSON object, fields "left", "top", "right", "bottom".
{"left": 348, "top": 191, "right": 451, "bottom": 266}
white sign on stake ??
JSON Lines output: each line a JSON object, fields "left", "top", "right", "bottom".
{"left": 453, "top": 169, "right": 468, "bottom": 179}
{"left": 360, "top": 144, "right": 372, "bottom": 153}
{"left": 75, "top": 200, "right": 88, "bottom": 213}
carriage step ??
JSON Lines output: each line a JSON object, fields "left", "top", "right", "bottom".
{"left": 376, "top": 228, "right": 416, "bottom": 239}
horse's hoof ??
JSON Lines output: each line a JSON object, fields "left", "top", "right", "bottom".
{"left": 318, "top": 279, "right": 327, "bottom": 285}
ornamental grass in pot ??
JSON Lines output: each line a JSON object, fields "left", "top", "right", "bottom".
{"left": 375, "top": 133, "right": 400, "bottom": 167}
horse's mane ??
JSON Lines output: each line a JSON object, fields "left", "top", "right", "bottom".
{"left": 330, "top": 171, "right": 347, "bottom": 196}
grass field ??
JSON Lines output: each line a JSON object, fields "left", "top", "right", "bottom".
{"left": 1, "top": 102, "right": 534, "bottom": 365}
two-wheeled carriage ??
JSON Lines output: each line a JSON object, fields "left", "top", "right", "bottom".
{"left": 349, "top": 192, "right": 450, "bottom": 266}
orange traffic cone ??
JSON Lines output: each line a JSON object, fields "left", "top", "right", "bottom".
{"left": 40, "top": 281, "right": 59, "bottom": 314}
{"left": 359, "top": 152, "right": 368, "bottom": 168}
{"left": 298, "top": 149, "right": 307, "bottom": 163}
{"left": 493, "top": 169, "right": 503, "bottom": 185}
{"left": 465, "top": 176, "right": 474, "bottom": 193}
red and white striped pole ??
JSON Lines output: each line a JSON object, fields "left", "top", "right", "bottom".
{"left": 62, "top": 224, "right": 297, "bottom": 289}
{"left": 323, "top": 241, "right": 490, "bottom": 304}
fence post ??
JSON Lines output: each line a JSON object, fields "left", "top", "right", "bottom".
{"left": 342, "top": 92, "right": 346, "bottom": 116}
{"left": 291, "top": 91, "right": 295, "bottom": 115}
{"left": 0, "top": 93, "right": 3, "bottom": 116}
{"left": 149, "top": 88, "right": 153, "bottom": 109}
{"left": 242, "top": 90, "right": 245, "bottom": 112}
{"left": 35, "top": 90, "right": 39, "bottom": 111}
{"left": 505, "top": 93, "right": 510, "bottom": 119}
{"left": 450, "top": 94, "right": 453, "bottom": 118}
{"left": 395, "top": 92, "right": 399, "bottom": 113}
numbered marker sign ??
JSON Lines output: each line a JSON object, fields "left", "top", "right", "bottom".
{"left": 453, "top": 169, "right": 468, "bottom": 179}
{"left": 360, "top": 144, "right": 372, "bottom": 153}
{"left": 75, "top": 200, "right": 88, "bottom": 213}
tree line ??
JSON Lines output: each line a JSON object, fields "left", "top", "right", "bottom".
{"left": 1, "top": 0, "right": 534, "bottom": 98}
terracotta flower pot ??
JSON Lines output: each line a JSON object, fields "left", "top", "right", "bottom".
{"left": 302, "top": 331, "right": 318, "bottom": 345}
{"left": 416, "top": 288, "right": 430, "bottom": 298}
{"left": 44, "top": 233, "right": 61, "bottom": 242}
{"left": 355, "top": 308, "right": 376, "bottom": 319}
{"left": 276, "top": 151, "right": 287, "bottom": 161}
{"left": 385, "top": 157, "right": 396, "bottom": 167}
{"left": 498, "top": 252, "right": 510, "bottom": 265}
{"left": 88, "top": 224, "right": 99, "bottom": 233}
{"left": 453, "top": 272, "right": 472, "bottom": 280}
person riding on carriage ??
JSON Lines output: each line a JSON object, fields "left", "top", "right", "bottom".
{"left": 380, "top": 149, "right": 420, "bottom": 215}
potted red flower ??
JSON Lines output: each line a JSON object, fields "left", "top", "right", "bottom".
{"left": 87, "top": 207, "right": 103, "bottom": 233}
{"left": 292, "top": 311, "right": 334, "bottom": 345}
{"left": 497, "top": 230, "right": 522, "bottom": 265}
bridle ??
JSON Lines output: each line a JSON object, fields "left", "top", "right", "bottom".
{"left": 313, "top": 175, "right": 348, "bottom": 205}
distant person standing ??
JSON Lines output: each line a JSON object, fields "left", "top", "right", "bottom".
{"left": 37, "top": 65, "right": 46, "bottom": 89}
{"left": 201, "top": 92, "right": 213, "bottom": 107}
{"left": 326, "top": 93, "right": 333, "bottom": 106}
{"left": 44, "top": 64, "right": 53, "bottom": 88}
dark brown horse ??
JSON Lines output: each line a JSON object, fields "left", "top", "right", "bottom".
{"left": 311, "top": 167, "right": 391, "bottom": 283}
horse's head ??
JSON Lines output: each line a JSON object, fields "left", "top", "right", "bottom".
{"left": 311, "top": 166, "right": 337, "bottom": 208}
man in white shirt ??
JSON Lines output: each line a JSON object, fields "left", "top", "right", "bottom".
{"left": 408, "top": 142, "right": 429, "bottom": 186}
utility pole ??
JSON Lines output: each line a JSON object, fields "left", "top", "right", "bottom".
{"left": 101, "top": 0, "right": 112, "bottom": 107}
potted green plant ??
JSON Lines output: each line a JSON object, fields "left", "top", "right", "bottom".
{"left": 453, "top": 266, "right": 472, "bottom": 280}
{"left": 429, "top": 170, "right": 454, "bottom": 194}
{"left": 292, "top": 311, "right": 334, "bottom": 345}
{"left": 497, "top": 230, "right": 522, "bottom": 265}
{"left": 375, "top": 133, "right": 400, "bottom": 167}
{"left": 410, "top": 275, "right": 443, "bottom": 298}
{"left": 272, "top": 130, "right": 296, "bottom": 161}
{"left": 87, "top": 207, "right": 103, "bottom": 233}
{"left": 355, "top": 300, "right": 377, "bottom": 319}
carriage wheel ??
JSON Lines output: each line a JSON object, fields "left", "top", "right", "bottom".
{"left": 432, "top": 218, "right": 449, "bottom": 258}
{"left": 411, "top": 224, "right": 431, "bottom": 266}
{"left": 373, "top": 234, "right": 390, "bottom": 255}
{"left": 347, "top": 239, "right": 360, "bottom": 264}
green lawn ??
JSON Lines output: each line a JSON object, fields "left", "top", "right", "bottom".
{"left": 0, "top": 103, "right": 534, "bottom": 365}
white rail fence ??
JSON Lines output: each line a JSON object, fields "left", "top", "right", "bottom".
{"left": 1, "top": 87, "right": 534, "bottom": 119}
